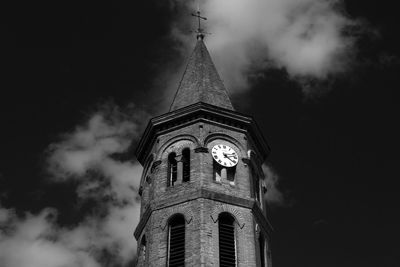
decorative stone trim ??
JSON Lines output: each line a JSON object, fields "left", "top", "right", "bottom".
{"left": 157, "top": 134, "right": 200, "bottom": 159}
{"left": 210, "top": 204, "right": 245, "bottom": 229}
{"left": 150, "top": 160, "right": 161, "bottom": 174}
{"left": 135, "top": 103, "right": 271, "bottom": 165}
{"left": 159, "top": 207, "right": 194, "bottom": 231}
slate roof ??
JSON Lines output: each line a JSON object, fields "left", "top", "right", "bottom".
{"left": 169, "top": 38, "right": 234, "bottom": 111}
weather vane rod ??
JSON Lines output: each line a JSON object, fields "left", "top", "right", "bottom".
{"left": 191, "top": 10, "right": 207, "bottom": 39}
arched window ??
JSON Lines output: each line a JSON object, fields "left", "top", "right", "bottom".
{"left": 168, "top": 149, "right": 191, "bottom": 186}
{"left": 218, "top": 213, "right": 236, "bottom": 267}
{"left": 226, "top": 167, "right": 236, "bottom": 183}
{"left": 259, "top": 233, "right": 266, "bottom": 267}
{"left": 182, "top": 148, "right": 190, "bottom": 182}
{"left": 214, "top": 162, "right": 236, "bottom": 184}
{"left": 168, "top": 152, "right": 177, "bottom": 187}
{"left": 167, "top": 215, "right": 185, "bottom": 267}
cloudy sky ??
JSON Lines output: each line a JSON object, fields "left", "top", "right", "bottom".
{"left": 1, "top": 0, "right": 399, "bottom": 266}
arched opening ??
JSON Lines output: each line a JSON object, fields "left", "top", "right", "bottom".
{"left": 214, "top": 162, "right": 236, "bottom": 184}
{"left": 168, "top": 152, "right": 177, "bottom": 187}
{"left": 218, "top": 213, "right": 236, "bottom": 266}
{"left": 182, "top": 148, "right": 190, "bottom": 182}
{"left": 167, "top": 214, "right": 185, "bottom": 267}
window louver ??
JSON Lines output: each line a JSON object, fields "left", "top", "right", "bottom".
{"left": 219, "top": 214, "right": 236, "bottom": 267}
{"left": 168, "top": 216, "right": 185, "bottom": 267}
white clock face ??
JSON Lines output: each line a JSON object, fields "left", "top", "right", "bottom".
{"left": 211, "top": 144, "right": 239, "bottom": 167}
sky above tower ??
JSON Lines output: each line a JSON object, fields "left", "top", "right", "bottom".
{"left": 1, "top": 1, "right": 399, "bottom": 266}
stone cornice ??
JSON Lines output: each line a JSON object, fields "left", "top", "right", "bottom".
{"left": 133, "top": 102, "right": 270, "bottom": 166}
{"left": 133, "top": 188, "right": 273, "bottom": 240}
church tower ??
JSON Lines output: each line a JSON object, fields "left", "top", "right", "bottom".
{"left": 134, "top": 21, "right": 273, "bottom": 266}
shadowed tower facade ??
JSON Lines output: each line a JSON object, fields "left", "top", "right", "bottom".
{"left": 134, "top": 31, "right": 273, "bottom": 266}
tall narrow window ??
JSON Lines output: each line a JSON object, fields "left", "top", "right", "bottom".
{"left": 182, "top": 148, "right": 190, "bottom": 182}
{"left": 259, "top": 233, "right": 266, "bottom": 267}
{"left": 168, "top": 153, "right": 177, "bottom": 187}
{"left": 226, "top": 167, "right": 236, "bottom": 183}
{"left": 218, "top": 213, "right": 236, "bottom": 267}
{"left": 214, "top": 162, "right": 236, "bottom": 184}
{"left": 168, "top": 215, "right": 185, "bottom": 267}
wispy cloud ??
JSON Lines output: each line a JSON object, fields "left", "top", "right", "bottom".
{"left": 172, "top": 0, "right": 364, "bottom": 95}
{"left": 263, "top": 164, "right": 290, "bottom": 208}
{"left": 0, "top": 103, "right": 148, "bottom": 267}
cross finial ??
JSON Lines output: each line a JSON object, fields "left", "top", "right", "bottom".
{"left": 191, "top": 10, "right": 207, "bottom": 40}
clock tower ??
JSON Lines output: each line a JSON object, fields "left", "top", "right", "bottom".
{"left": 134, "top": 30, "right": 273, "bottom": 266}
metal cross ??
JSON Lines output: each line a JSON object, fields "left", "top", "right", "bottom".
{"left": 191, "top": 11, "right": 207, "bottom": 34}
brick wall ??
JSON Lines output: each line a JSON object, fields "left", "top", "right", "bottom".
{"left": 135, "top": 119, "right": 272, "bottom": 266}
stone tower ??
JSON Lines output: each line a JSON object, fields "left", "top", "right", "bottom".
{"left": 134, "top": 33, "right": 273, "bottom": 266}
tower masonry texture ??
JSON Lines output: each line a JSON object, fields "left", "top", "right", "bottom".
{"left": 133, "top": 36, "right": 273, "bottom": 267}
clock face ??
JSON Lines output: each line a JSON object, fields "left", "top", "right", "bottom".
{"left": 211, "top": 144, "right": 239, "bottom": 167}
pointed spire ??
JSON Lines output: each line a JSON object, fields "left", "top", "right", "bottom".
{"left": 169, "top": 38, "right": 234, "bottom": 111}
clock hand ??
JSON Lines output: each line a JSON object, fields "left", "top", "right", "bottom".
{"left": 223, "top": 154, "right": 235, "bottom": 163}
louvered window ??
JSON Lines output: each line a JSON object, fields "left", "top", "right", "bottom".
{"left": 168, "top": 215, "right": 185, "bottom": 267}
{"left": 182, "top": 148, "right": 190, "bottom": 182}
{"left": 219, "top": 213, "right": 236, "bottom": 267}
{"left": 168, "top": 153, "right": 178, "bottom": 187}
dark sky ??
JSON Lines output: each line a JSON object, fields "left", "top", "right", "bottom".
{"left": 1, "top": 1, "right": 400, "bottom": 267}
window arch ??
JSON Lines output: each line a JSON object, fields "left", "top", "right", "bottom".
{"left": 167, "top": 148, "right": 191, "bottom": 187}
{"left": 167, "top": 214, "right": 185, "bottom": 267}
{"left": 218, "top": 213, "right": 236, "bottom": 266}
{"left": 168, "top": 152, "right": 178, "bottom": 187}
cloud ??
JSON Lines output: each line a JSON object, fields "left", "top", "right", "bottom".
{"left": 0, "top": 208, "right": 100, "bottom": 267}
{"left": 172, "top": 0, "right": 363, "bottom": 95}
{"left": 262, "top": 164, "right": 287, "bottom": 207}
{"left": 0, "top": 103, "right": 148, "bottom": 267}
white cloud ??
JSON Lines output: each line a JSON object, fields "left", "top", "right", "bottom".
{"left": 173, "top": 0, "right": 361, "bottom": 94}
{"left": 0, "top": 208, "right": 100, "bottom": 267}
{"left": 262, "top": 164, "right": 286, "bottom": 207}
{"left": 0, "top": 103, "right": 147, "bottom": 266}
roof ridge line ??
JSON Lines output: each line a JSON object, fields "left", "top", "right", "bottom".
{"left": 169, "top": 41, "right": 198, "bottom": 112}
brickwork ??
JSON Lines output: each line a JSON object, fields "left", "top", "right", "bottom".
{"left": 134, "top": 39, "right": 272, "bottom": 267}
{"left": 135, "top": 117, "right": 272, "bottom": 266}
